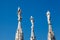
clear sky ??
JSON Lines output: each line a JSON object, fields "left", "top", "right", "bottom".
{"left": 0, "top": 0, "right": 60, "bottom": 40}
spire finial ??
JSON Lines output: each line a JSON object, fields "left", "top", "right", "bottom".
{"left": 46, "top": 11, "right": 50, "bottom": 25}
{"left": 30, "top": 16, "right": 35, "bottom": 40}
{"left": 46, "top": 11, "right": 55, "bottom": 40}
{"left": 30, "top": 16, "right": 34, "bottom": 25}
{"left": 15, "top": 7, "right": 23, "bottom": 40}
{"left": 18, "top": 7, "right": 22, "bottom": 21}
{"left": 46, "top": 11, "right": 52, "bottom": 31}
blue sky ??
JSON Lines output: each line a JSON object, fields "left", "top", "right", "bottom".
{"left": 0, "top": 0, "right": 60, "bottom": 40}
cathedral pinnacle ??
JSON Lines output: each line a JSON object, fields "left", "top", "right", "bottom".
{"left": 30, "top": 16, "right": 35, "bottom": 40}
{"left": 18, "top": 7, "right": 22, "bottom": 21}
{"left": 46, "top": 11, "right": 55, "bottom": 40}
{"left": 15, "top": 7, "right": 23, "bottom": 40}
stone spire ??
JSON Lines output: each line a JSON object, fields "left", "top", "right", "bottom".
{"left": 46, "top": 11, "right": 55, "bottom": 40}
{"left": 15, "top": 7, "right": 23, "bottom": 40}
{"left": 30, "top": 16, "right": 35, "bottom": 40}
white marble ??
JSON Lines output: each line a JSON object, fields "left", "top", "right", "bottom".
{"left": 30, "top": 16, "right": 35, "bottom": 40}
{"left": 46, "top": 11, "right": 55, "bottom": 40}
{"left": 15, "top": 7, "right": 23, "bottom": 40}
